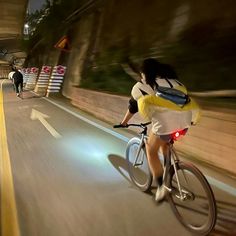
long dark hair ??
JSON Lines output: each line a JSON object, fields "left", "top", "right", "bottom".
{"left": 158, "top": 63, "right": 178, "bottom": 79}
{"left": 141, "top": 58, "right": 160, "bottom": 89}
{"left": 141, "top": 58, "right": 178, "bottom": 89}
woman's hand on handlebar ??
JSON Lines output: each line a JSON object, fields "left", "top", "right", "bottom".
{"left": 113, "top": 123, "right": 128, "bottom": 128}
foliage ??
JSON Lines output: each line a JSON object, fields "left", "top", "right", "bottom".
{"left": 25, "top": 0, "right": 236, "bottom": 95}
{"left": 24, "top": 0, "right": 87, "bottom": 53}
{"left": 160, "top": 23, "right": 236, "bottom": 91}
{"left": 79, "top": 64, "right": 135, "bottom": 96}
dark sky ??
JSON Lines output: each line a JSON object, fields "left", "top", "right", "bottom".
{"left": 28, "top": 0, "right": 46, "bottom": 13}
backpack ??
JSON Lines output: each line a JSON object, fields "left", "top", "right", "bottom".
{"left": 155, "top": 86, "right": 190, "bottom": 106}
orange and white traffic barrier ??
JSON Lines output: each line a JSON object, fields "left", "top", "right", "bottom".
{"left": 25, "top": 67, "right": 39, "bottom": 90}
{"left": 23, "top": 68, "right": 31, "bottom": 85}
{"left": 34, "top": 66, "right": 52, "bottom": 96}
{"left": 46, "top": 65, "right": 66, "bottom": 97}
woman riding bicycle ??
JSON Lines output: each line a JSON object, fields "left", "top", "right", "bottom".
{"left": 119, "top": 58, "right": 200, "bottom": 202}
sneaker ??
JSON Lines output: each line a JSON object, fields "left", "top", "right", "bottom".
{"left": 16, "top": 93, "right": 20, "bottom": 97}
{"left": 155, "top": 185, "right": 168, "bottom": 202}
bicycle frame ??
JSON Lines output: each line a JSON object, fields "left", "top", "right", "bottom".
{"left": 164, "top": 143, "right": 193, "bottom": 201}
{"left": 133, "top": 127, "right": 148, "bottom": 168}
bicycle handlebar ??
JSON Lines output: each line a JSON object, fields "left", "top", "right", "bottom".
{"left": 113, "top": 124, "right": 128, "bottom": 128}
{"left": 113, "top": 122, "right": 151, "bottom": 129}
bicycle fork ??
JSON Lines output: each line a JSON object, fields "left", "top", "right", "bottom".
{"left": 133, "top": 135, "right": 146, "bottom": 167}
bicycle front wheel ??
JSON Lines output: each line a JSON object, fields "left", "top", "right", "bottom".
{"left": 167, "top": 161, "right": 217, "bottom": 235}
{"left": 126, "top": 137, "right": 152, "bottom": 192}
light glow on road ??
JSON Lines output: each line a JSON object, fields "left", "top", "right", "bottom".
{"left": 43, "top": 96, "right": 236, "bottom": 197}
{"left": 59, "top": 134, "right": 127, "bottom": 183}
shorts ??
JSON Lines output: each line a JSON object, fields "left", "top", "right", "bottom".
{"left": 158, "top": 133, "right": 173, "bottom": 142}
{"left": 151, "top": 109, "right": 191, "bottom": 142}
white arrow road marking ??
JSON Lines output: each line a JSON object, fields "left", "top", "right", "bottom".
{"left": 30, "top": 109, "right": 62, "bottom": 139}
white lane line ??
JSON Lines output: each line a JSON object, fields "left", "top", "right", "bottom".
{"left": 206, "top": 176, "right": 236, "bottom": 197}
{"left": 43, "top": 97, "right": 236, "bottom": 197}
{"left": 43, "top": 97, "right": 129, "bottom": 142}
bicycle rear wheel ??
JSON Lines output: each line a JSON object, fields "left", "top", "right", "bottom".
{"left": 126, "top": 137, "right": 152, "bottom": 192}
{"left": 167, "top": 161, "right": 217, "bottom": 235}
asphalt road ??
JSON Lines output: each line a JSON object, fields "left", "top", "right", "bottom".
{"left": 1, "top": 80, "right": 236, "bottom": 236}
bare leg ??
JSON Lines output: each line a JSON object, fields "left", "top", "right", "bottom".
{"left": 145, "top": 132, "right": 166, "bottom": 180}
{"left": 146, "top": 133, "right": 170, "bottom": 201}
{"left": 161, "top": 143, "right": 169, "bottom": 159}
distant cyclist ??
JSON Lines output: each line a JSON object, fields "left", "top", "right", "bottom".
{"left": 119, "top": 58, "right": 200, "bottom": 202}
{"left": 12, "top": 67, "right": 23, "bottom": 97}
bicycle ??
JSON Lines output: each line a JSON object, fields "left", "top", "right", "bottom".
{"left": 113, "top": 122, "right": 217, "bottom": 235}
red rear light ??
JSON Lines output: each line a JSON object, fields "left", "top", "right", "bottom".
{"left": 175, "top": 132, "right": 180, "bottom": 138}
{"left": 171, "top": 130, "right": 187, "bottom": 140}
{"left": 171, "top": 131, "right": 180, "bottom": 140}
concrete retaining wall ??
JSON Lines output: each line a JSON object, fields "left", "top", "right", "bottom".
{"left": 69, "top": 87, "right": 236, "bottom": 177}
